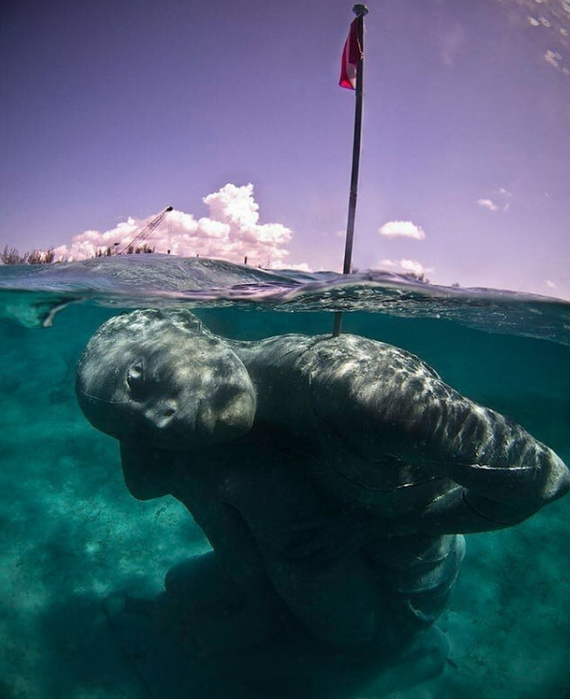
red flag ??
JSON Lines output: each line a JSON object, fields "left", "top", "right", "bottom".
{"left": 339, "top": 18, "right": 362, "bottom": 90}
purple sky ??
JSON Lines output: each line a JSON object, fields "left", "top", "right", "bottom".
{"left": 1, "top": 0, "right": 569, "bottom": 297}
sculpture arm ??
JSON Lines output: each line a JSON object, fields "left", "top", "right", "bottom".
{"left": 308, "top": 346, "right": 570, "bottom": 533}
{"left": 412, "top": 399, "right": 570, "bottom": 529}
{"left": 172, "top": 486, "right": 269, "bottom": 595}
{"left": 287, "top": 453, "right": 568, "bottom": 557}
{"left": 119, "top": 441, "right": 268, "bottom": 592}
{"left": 380, "top": 396, "right": 570, "bottom": 532}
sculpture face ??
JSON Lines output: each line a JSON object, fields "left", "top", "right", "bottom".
{"left": 76, "top": 310, "right": 256, "bottom": 449}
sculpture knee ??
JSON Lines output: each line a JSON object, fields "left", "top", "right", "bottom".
{"left": 265, "top": 555, "right": 387, "bottom": 652}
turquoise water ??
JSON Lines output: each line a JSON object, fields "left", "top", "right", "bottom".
{"left": 0, "top": 258, "right": 569, "bottom": 698}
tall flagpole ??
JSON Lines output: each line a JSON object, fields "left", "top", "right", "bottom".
{"left": 333, "top": 4, "right": 368, "bottom": 338}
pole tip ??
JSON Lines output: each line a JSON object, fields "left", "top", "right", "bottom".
{"left": 352, "top": 4, "right": 369, "bottom": 16}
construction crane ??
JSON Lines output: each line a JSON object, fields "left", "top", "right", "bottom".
{"left": 117, "top": 206, "right": 173, "bottom": 255}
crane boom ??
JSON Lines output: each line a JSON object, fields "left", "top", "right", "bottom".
{"left": 118, "top": 206, "right": 173, "bottom": 255}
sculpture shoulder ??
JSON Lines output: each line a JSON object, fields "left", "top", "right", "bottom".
{"left": 296, "top": 334, "right": 451, "bottom": 425}
{"left": 229, "top": 334, "right": 323, "bottom": 369}
{"left": 296, "top": 334, "right": 441, "bottom": 381}
{"left": 232, "top": 333, "right": 440, "bottom": 387}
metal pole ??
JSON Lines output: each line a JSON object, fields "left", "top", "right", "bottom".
{"left": 333, "top": 4, "right": 368, "bottom": 338}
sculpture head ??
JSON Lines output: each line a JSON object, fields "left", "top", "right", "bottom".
{"left": 76, "top": 309, "right": 256, "bottom": 449}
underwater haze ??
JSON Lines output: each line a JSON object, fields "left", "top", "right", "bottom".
{"left": 0, "top": 257, "right": 569, "bottom": 698}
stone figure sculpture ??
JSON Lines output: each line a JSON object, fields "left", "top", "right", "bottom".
{"left": 76, "top": 309, "right": 569, "bottom": 692}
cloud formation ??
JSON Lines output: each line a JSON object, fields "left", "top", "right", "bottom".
{"left": 477, "top": 198, "right": 499, "bottom": 212}
{"left": 53, "top": 183, "right": 296, "bottom": 268}
{"left": 477, "top": 186, "right": 514, "bottom": 213}
{"left": 378, "top": 220, "right": 426, "bottom": 240}
{"left": 380, "top": 258, "right": 433, "bottom": 278}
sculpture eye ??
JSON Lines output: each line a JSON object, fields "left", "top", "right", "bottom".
{"left": 126, "top": 362, "right": 147, "bottom": 399}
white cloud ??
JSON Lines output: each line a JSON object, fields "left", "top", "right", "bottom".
{"left": 544, "top": 49, "right": 561, "bottom": 69}
{"left": 380, "top": 258, "right": 433, "bottom": 278}
{"left": 544, "top": 49, "right": 569, "bottom": 74}
{"left": 545, "top": 279, "right": 558, "bottom": 289}
{"left": 477, "top": 198, "right": 499, "bottom": 212}
{"left": 477, "top": 188, "right": 513, "bottom": 213}
{"left": 53, "top": 183, "right": 304, "bottom": 269}
{"left": 378, "top": 220, "right": 426, "bottom": 240}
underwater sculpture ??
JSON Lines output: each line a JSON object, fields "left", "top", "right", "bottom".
{"left": 76, "top": 309, "right": 569, "bottom": 686}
